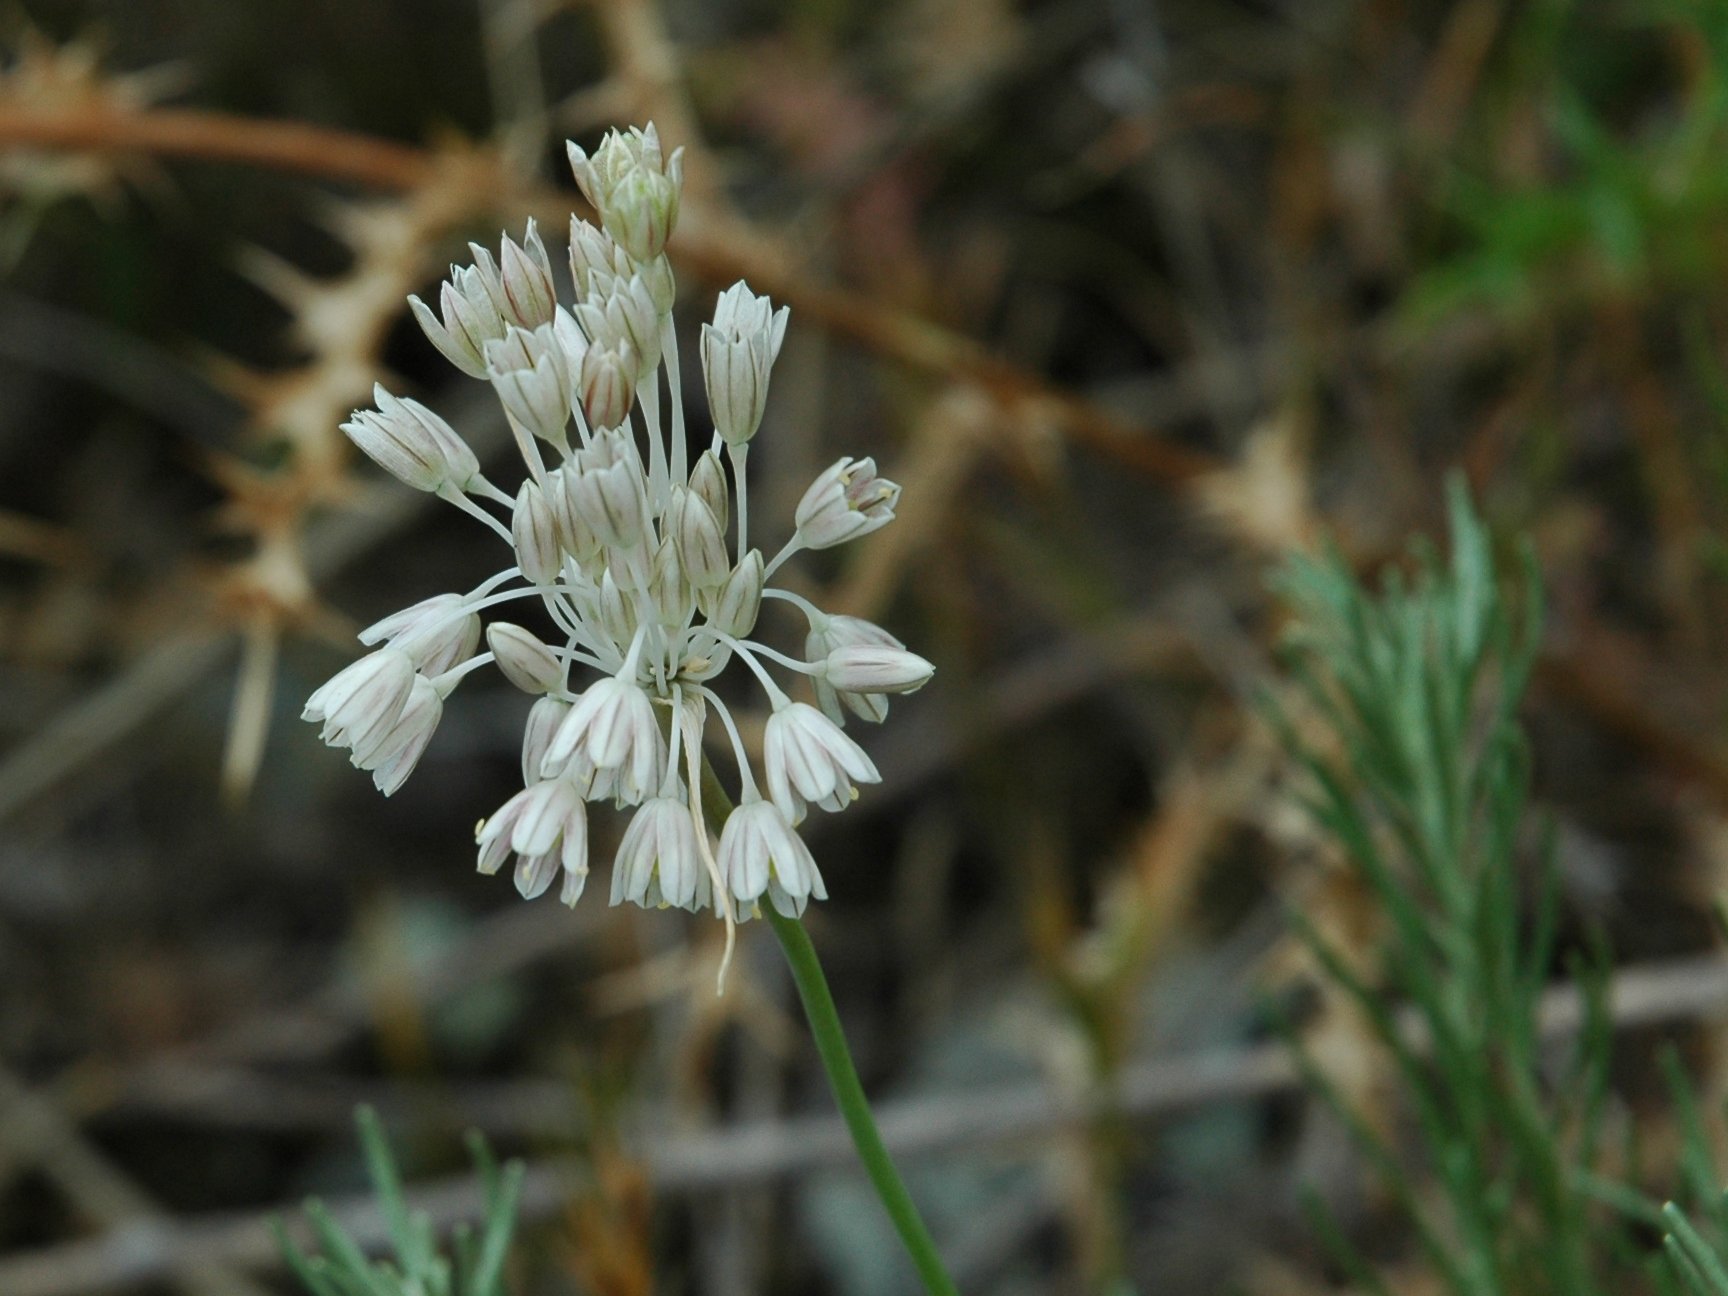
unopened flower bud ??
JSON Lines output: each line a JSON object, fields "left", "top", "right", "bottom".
{"left": 512, "top": 480, "right": 563, "bottom": 585}
{"left": 705, "top": 548, "right": 763, "bottom": 638}
{"left": 606, "top": 542, "right": 649, "bottom": 593}
{"left": 568, "top": 124, "right": 684, "bottom": 262}
{"left": 497, "top": 219, "right": 557, "bottom": 329}
{"left": 689, "top": 448, "right": 730, "bottom": 533}
{"left": 646, "top": 537, "right": 693, "bottom": 626}
{"left": 488, "top": 622, "right": 564, "bottom": 694}
{"left": 486, "top": 325, "right": 571, "bottom": 450}
{"left": 700, "top": 282, "right": 788, "bottom": 447}
{"left": 547, "top": 467, "right": 602, "bottom": 566}
{"left": 579, "top": 339, "right": 638, "bottom": 431}
{"left": 408, "top": 263, "right": 511, "bottom": 379}
{"left": 794, "top": 456, "right": 900, "bottom": 549}
{"left": 569, "top": 432, "right": 648, "bottom": 549}
{"left": 822, "top": 644, "right": 934, "bottom": 695}
{"left": 668, "top": 486, "right": 728, "bottom": 588}
{"left": 598, "top": 569, "right": 635, "bottom": 648}
{"left": 343, "top": 386, "right": 480, "bottom": 496}
{"left": 610, "top": 166, "right": 681, "bottom": 263}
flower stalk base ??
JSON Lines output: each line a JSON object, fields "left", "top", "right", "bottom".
{"left": 765, "top": 907, "right": 960, "bottom": 1296}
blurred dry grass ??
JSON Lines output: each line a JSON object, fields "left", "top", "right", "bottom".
{"left": 6, "top": 0, "right": 1728, "bottom": 1293}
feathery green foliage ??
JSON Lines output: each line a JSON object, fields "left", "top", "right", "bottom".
{"left": 1270, "top": 478, "right": 1628, "bottom": 1294}
{"left": 275, "top": 1107, "right": 524, "bottom": 1296}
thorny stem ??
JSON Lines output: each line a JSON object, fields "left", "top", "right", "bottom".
{"left": 696, "top": 757, "right": 959, "bottom": 1296}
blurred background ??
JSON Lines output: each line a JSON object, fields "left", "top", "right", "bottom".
{"left": 5, "top": 0, "right": 1728, "bottom": 1292}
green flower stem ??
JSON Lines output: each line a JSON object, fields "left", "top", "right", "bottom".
{"left": 697, "top": 756, "right": 958, "bottom": 1296}
{"left": 764, "top": 905, "right": 960, "bottom": 1296}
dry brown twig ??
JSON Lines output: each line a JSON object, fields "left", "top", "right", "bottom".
{"left": 0, "top": 98, "right": 1211, "bottom": 483}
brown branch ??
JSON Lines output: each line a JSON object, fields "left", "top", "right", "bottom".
{"left": 672, "top": 227, "right": 1218, "bottom": 482}
{"left": 0, "top": 101, "right": 1211, "bottom": 485}
{"left": 0, "top": 107, "right": 433, "bottom": 189}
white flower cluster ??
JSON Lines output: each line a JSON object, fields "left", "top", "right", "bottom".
{"left": 305, "top": 123, "right": 932, "bottom": 931}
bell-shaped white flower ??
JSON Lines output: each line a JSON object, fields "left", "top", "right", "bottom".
{"left": 359, "top": 593, "right": 480, "bottom": 677}
{"left": 342, "top": 386, "right": 482, "bottom": 498}
{"left": 611, "top": 795, "right": 710, "bottom": 911}
{"left": 521, "top": 696, "right": 570, "bottom": 786}
{"left": 567, "top": 216, "right": 628, "bottom": 299}
{"left": 806, "top": 614, "right": 904, "bottom": 725}
{"left": 543, "top": 673, "right": 663, "bottom": 805}
{"left": 302, "top": 648, "right": 417, "bottom": 764}
{"left": 575, "top": 274, "right": 661, "bottom": 372}
{"left": 717, "top": 796, "right": 826, "bottom": 917}
{"left": 485, "top": 322, "right": 572, "bottom": 450}
{"left": 763, "top": 700, "right": 880, "bottom": 821}
{"left": 794, "top": 456, "right": 900, "bottom": 549}
{"left": 361, "top": 674, "right": 443, "bottom": 795}
{"left": 475, "top": 776, "right": 589, "bottom": 901}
